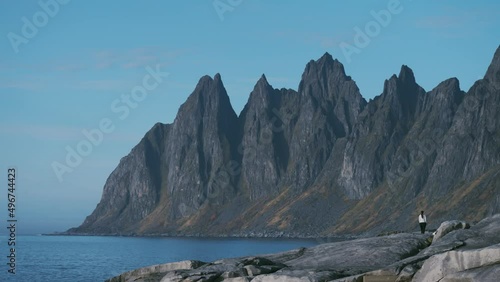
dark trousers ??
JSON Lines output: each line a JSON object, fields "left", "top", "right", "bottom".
{"left": 420, "top": 222, "right": 426, "bottom": 234}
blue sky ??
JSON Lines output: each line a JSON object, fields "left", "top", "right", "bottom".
{"left": 0, "top": 0, "right": 499, "bottom": 234}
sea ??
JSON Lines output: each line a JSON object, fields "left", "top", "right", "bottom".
{"left": 0, "top": 235, "right": 319, "bottom": 282}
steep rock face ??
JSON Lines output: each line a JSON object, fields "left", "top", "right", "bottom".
{"left": 70, "top": 45, "right": 500, "bottom": 237}
{"left": 425, "top": 73, "right": 500, "bottom": 198}
{"left": 238, "top": 75, "right": 300, "bottom": 200}
{"left": 333, "top": 47, "right": 499, "bottom": 234}
{"left": 485, "top": 45, "right": 500, "bottom": 86}
{"left": 72, "top": 123, "right": 169, "bottom": 234}
{"left": 287, "top": 53, "right": 366, "bottom": 190}
{"left": 163, "top": 74, "right": 239, "bottom": 220}
{"left": 385, "top": 77, "right": 464, "bottom": 200}
{"left": 338, "top": 66, "right": 425, "bottom": 199}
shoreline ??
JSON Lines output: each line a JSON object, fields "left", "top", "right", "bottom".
{"left": 105, "top": 215, "right": 500, "bottom": 282}
{"left": 42, "top": 231, "right": 359, "bottom": 241}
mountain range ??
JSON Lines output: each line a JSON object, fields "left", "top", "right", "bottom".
{"left": 68, "top": 46, "right": 500, "bottom": 237}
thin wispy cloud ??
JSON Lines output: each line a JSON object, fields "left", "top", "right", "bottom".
{"left": 415, "top": 16, "right": 464, "bottom": 29}
{"left": 0, "top": 76, "right": 132, "bottom": 92}
{"left": 415, "top": 7, "right": 500, "bottom": 32}
{"left": 0, "top": 124, "right": 84, "bottom": 141}
{"left": 0, "top": 123, "right": 143, "bottom": 142}
{"left": 89, "top": 47, "right": 180, "bottom": 70}
{"left": 52, "top": 64, "right": 88, "bottom": 72}
{"left": 0, "top": 46, "right": 180, "bottom": 92}
{"left": 78, "top": 79, "right": 130, "bottom": 91}
{"left": 415, "top": 14, "right": 480, "bottom": 39}
{"left": 0, "top": 80, "right": 49, "bottom": 91}
{"left": 0, "top": 46, "right": 182, "bottom": 73}
{"left": 318, "top": 36, "right": 348, "bottom": 49}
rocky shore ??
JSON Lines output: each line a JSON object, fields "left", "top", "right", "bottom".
{"left": 106, "top": 214, "right": 500, "bottom": 282}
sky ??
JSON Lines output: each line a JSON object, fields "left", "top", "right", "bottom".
{"left": 0, "top": 0, "right": 499, "bottom": 234}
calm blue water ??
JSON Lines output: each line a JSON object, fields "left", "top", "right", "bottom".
{"left": 0, "top": 235, "right": 317, "bottom": 282}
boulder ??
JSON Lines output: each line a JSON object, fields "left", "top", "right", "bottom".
{"left": 160, "top": 270, "right": 220, "bottom": 282}
{"left": 432, "top": 220, "right": 470, "bottom": 242}
{"left": 220, "top": 271, "right": 242, "bottom": 279}
{"left": 412, "top": 244, "right": 500, "bottom": 282}
{"left": 243, "top": 265, "right": 264, "bottom": 277}
{"left": 440, "top": 264, "right": 500, "bottom": 281}
{"left": 105, "top": 260, "right": 205, "bottom": 282}
{"left": 411, "top": 215, "right": 500, "bottom": 281}
{"left": 251, "top": 270, "right": 314, "bottom": 282}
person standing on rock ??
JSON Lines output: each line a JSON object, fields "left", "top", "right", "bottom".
{"left": 419, "top": 211, "right": 427, "bottom": 234}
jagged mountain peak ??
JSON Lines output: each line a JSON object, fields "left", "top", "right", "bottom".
{"left": 72, "top": 46, "right": 500, "bottom": 238}
{"left": 436, "top": 77, "right": 460, "bottom": 91}
{"left": 303, "top": 52, "right": 349, "bottom": 81}
{"left": 196, "top": 74, "right": 213, "bottom": 85}
{"left": 382, "top": 65, "right": 417, "bottom": 92}
{"left": 431, "top": 77, "right": 463, "bottom": 102}
{"left": 214, "top": 72, "right": 222, "bottom": 81}
{"left": 417, "top": 77, "right": 464, "bottom": 117}
{"left": 485, "top": 45, "right": 500, "bottom": 84}
{"left": 213, "top": 73, "right": 226, "bottom": 89}
{"left": 175, "top": 72, "right": 237, "bottom": 128}
{"left": 247, "top": 74, "right": 273, "bottom": 100}
{"left": 188, "top": 73, "right": 229, "bottom": 102}
{"left": 398, "top": 65, "right": 416, "bottom": 85}
{"left": 193, "top": 73, "right": 224, "bottom": 92}
{"left": 255, "top": 73, "right": 270, "bottom": 88}
{"left": 242, "top": 74, "right": 277, "bottom": 117}
{"left": 297, "top": 53, "right": 359, "bottom": 104}
{"left": 421, "top": 77, "right": 461, "bottom": 100}
{"left": 318, "top": 52, "right": 334, "bottom": 63}
{"left": 376, "top": 64, "right": 426, "bottom": 122}
{"left": 380, "top": 64, "right": 422, "bottom": 95}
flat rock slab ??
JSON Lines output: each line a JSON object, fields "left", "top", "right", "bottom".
{"left": 440, "top": 263, "right": 500, "bottom": 281}
{"left": 283, "top": 233, "right": 430, "bottom": 275}
{"left": 410, "top": 214, "right": 500, "bottom": 282}
{"left": 106, "top": 260, "right": 206, "bottom": 282}
{"left": 105, "top": 234, "right": 431, "bottom": 282}
{"left": 412, "top": 244, "right": 500, "bottom": 282}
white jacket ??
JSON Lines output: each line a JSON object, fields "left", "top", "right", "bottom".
{"left": 419, "top": 214, "right": 427, "bottom": 223}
